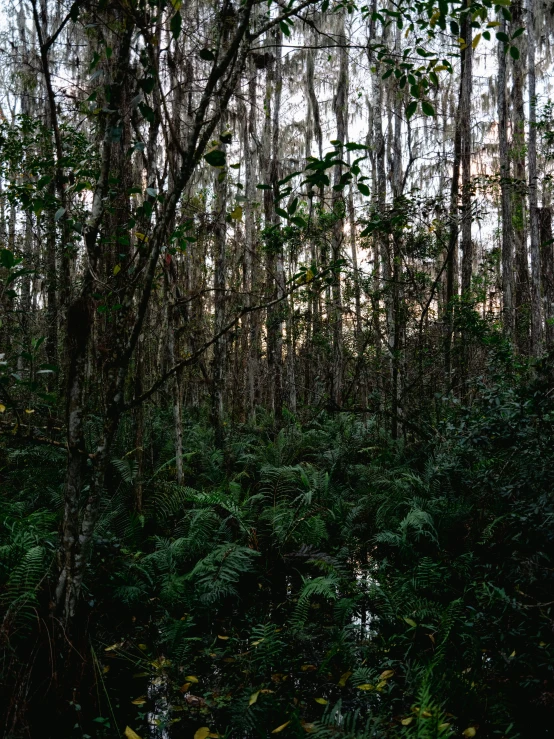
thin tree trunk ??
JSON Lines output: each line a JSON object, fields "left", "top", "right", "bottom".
{"left": 527, "top": 0, "right": 543, "bottom": 355}
{"left": 498, "top": 19, "right": 515, "bottom": 341}
{"left": 460, "top": 21, "right": 473, "bottom": 297}
{"left": 511, "top": 0, "right": 530, "bottom": 351}
{"left": 330, "top": 11, "right": 348, "bottom": 408}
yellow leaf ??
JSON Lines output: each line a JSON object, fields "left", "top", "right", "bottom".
{"left": 271, "top": 722, "right": 290, "bottom": 733}
{"left": 472, "top": 33, "right": 481, "bottom": 49}
{"left": 124, "top": 728, "right": 142, "bottom": 739}
{"left": 104, "top": 643, "right": 121, "bottom": 651}
{"left": 314, "top": 698, "right": 328, "bottom": 705}
{"left": 102, "top": 665, "right": 110, "bottom": 674}
{"left": 135, "top": 232, "right": 148, "bottom": 242}
{"left": 338, "top": 671, "right": 351, "bottom": 687}
{"left": 230, "top": 205, "right": 243, "bottom": 221}
{"left": 131, "top": 696, "right": 147, "bottom": 705}
{"left": 376, "top": 680, "right": 387, "bottom": 691}
{"left": 194, "top": 729, "right": 211, "bottom": 739}
{"left": 180, "top": 682, "right": 191, "bottom": 693}
{"left": 138, "top": 644, "right": 148, "bottom": 650}
{"left": 249, "top": 691, "right": 260, "bottom": 706}
{"left": 356, "top": 683, "right": 374, "bottom": 691}
{"left": 540, "top": 641, "right": 547, "bottom": 647}
{"left": 305, "top": 268, "right": 314, "bottom": 283}
{"left": 439, "top": 724, "right": 451, "bottom": 731}
{"left": 303, "top": 724, "right": 316, "bottom": 733}
{"left": 510, "top": 650, "right": 516, "bottom": 657}
{"left": 251, "top": 639, "right": 264, "bottom": 646}
{"left": 421, "top": 710, "right": 432, "bottom": 718}
{"left": 0, "top": 404, "right": 6, "bottom": 413}
{"left": 185, "top": 675, "right": 199, "bottom": 683}
{"left": 380, "top": 670, "right": 394, "bottom": 679}
{"left": 404, "top": 618, "right": 417, "bottom": 628}
{"left": 401, "top": 717, "right": 414, "bottom": 726}
{"left": 462, "top": 729, "right": 477, "bottom": 738}
{"left": 25, "top": 409, "right": 34, "bottom": 414}
{"left": 218, "top": 635, "right": 229, "bottom": 640}
{"left": 113, "top": 264, "right": 121, "bottom": 275}
{"left": 486, "top": 21, "right": 500, "bottom": 27}
{"left": 300, "top": 664, "right": 316, "bottom": 671}
{"left": 260, "top": 689, "right": 274, "bottom": 694}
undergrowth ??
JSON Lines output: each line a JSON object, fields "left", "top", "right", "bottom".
{"left": 1, "top": 359, "right": 553, "bottom": 739}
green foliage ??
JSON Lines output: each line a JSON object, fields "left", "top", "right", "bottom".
{"left": 1, "top": 358, "right": 554, "bottom": 737}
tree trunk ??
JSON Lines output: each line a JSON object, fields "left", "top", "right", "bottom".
{"left": 527, "top": 0, "right": 543, "bottom": 355}
{"left": 498, "top": 19, "right": 515, "bottom": 341}
{"left": 511, "top": 0, "right": 530, "bottom": 351}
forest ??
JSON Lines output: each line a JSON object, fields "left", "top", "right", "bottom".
{"left": 0, "top": 0, "right": 554, "bottom": 736}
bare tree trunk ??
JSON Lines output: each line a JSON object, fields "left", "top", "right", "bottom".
{"left": 498, "top": 19, "right": 515, "bottom": 342}
{"left": 460, "top": 21, "right": 473, "bottom": 297}
{"left": 330, "top": 11, "right": 348, "bottom": 408}
{"left": 511, "top": 0, "right": 530, "bottom": 351}
{"left": 243, "top": 55, "right": 258, "bottom": 421}
{"left": 212, "top": 136, "right": 228, "bottom": 444}
{"left": 527, "top": 0, "right": 543, "bottom": 355}
{"left": 445, "top": 7, "right": 468, "bottom": 382}
{"left": 539, "top": 207, "right": 554, "bottom": 346}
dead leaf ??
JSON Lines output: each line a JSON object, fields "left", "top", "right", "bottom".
{"left": 180, "top": 682, "right": 191, "bottom": 693}
{"left": 300, "top": 664, "right": 316, "bottom": 671}
{"left": 218, "top": 635, "right": 229, "bottom": 640}
{"left": 380, "top": 669, "right": 394, "bottom": 679}
{"left": 271, "top": 721, "right": 290, "bottom": 733}
{"left": 131, "top": 696, "right": 147, "bottom": 705}
{"left": 338, "top": 671, "right": 352, "bottom": 687}
{"left": 401, "top": 717, "right": 414, "bottom": 726}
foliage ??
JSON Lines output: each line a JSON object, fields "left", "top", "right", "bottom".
{"left": 1, "top": 348, "right": 553, "bottom": 738}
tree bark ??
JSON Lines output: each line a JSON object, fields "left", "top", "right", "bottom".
{"left": 527, "top": 0, "right": 543, "bottom": 355}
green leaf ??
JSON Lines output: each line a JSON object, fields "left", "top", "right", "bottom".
{"left": 54, "top": 207, "right": 66, "bottom": 221}
{"left": 357, "top": 182, "right": 370, "bottom": 197}
{"left": 170, "top": 11, "right": 182, "bottom": 39}
{"left": 290, "top": 216, "right": 307, "bottom": 228}
{"left": 509, "top": 45, "right": 520, "bottom": 60}
{"left": 0, "top": 248, "right": 15, "bottom": 269}
{"left": 199, "top": 48, "right": 215, "bottom": 61}
{"left": 406, "top": 101, "right": 417, "bottom": 120}
{"left": 280, "top": 21, "right": 290, "bottom": 37}
{"left": 496, "top": 31, "right": 509, "bottom": 43}
{"left": 204, "top": 150, "right": 226, "bottom": 167}
{"left": 421, "top": 101, "right": 435, "bottom": 117}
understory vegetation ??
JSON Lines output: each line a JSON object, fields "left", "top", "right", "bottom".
{"left": 2, "top": 343, "right": 553, "bottom": 738}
